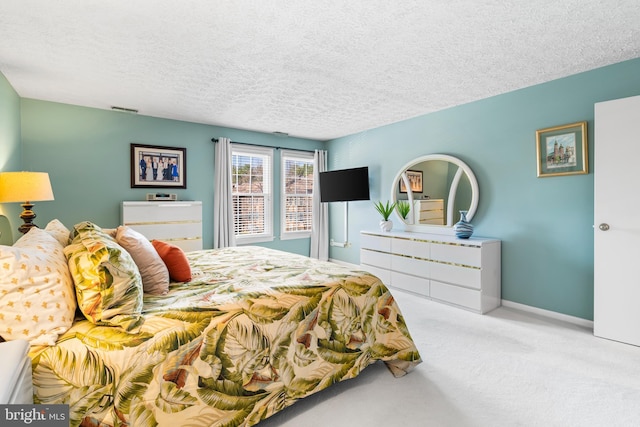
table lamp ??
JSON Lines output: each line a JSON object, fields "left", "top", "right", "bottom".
{"left": 0, "top": 171, "right": 55, "bottom": 234}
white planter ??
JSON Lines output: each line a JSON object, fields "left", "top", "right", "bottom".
{"left": 379, "top": 220, "right": 393, "bottom": 232}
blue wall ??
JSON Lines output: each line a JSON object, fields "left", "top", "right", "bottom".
{"left": 326, "top": 57, "right": 640, "bottom": 321}
{"left": 4, "top": 57, "right": 640, "bottom": 320}
{"left": 0, "top": 72, "right": 22, "bottom": 235}
{"left": 17, "top": 99, "right": 325, "bottom": 255}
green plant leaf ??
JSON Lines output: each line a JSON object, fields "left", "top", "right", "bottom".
{"left": 317, "top": 339, "right": 361, "bottom": 364}
{"left": 155, "top": 381, "right": 198, "bottom": 413}
{"left": 74, "top": 326, "right": 154, "bottom": 351}
{"left": 146, "top": 317, "right": 212, "bottom": 354}
{"left": 244, "top": 299, "right": 290, "bottom": 324}
{"left": 33, "top": 346, "right": 114, "bottom": 427}
{"left": 218, "top": 318, "right": 271, "bottom": 386}
{"left": 127, "top": 396, "right": 158, "bottom": 427}
{"left": 115, "top": 349, "right": 165, "bottom": 414}
{"left": 373, "top": 200, "right": 397, "bottom": 220}
{"left": 196, "top": 378, "right": 264, "bottom": 410}
{"left": 396, "top": 200, "right": 411, "bottom": 219}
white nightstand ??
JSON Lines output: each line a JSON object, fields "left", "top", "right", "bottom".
{"left": 0, "top": 340, "right": 34, "bottom": 404}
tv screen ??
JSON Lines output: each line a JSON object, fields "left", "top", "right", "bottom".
{"left": 319, "top": 166, "right": 370, "bottom": 202}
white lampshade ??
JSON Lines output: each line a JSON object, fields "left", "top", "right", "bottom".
{"left": 0, "top": 172, "right": 55, "bottom": 203}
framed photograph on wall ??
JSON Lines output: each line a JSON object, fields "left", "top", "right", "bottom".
{"left": 536, "top": 121, "right": 588, "bottom": 177}
{"left": 131, "top": 143, "right": 187, "bottom": 188}
{"left": 399, "top": 170, "right": 423, "bottom": 193}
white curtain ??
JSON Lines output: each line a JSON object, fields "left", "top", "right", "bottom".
{"left": 310, "top": 149, "right": 329, "bottom": 260}
{"left": 213, "top": 137, "right": 236, "bottom": 248}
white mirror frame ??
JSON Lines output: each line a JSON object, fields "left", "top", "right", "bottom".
{"left": 390, "top": 154, "right": 479, "bottom": 235}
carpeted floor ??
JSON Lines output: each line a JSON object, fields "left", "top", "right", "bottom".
{"left": 258, "top": 289, "right": 640, "bottom": 427}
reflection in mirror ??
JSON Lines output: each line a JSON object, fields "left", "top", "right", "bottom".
{"left": 391, "top": 154, "right": 479, "bottom": 232}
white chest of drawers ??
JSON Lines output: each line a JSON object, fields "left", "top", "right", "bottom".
{"left": 122, "top": 201, "right": 203, "bottom": 252}
{"left": 414, "top": 199, "right": 444, "bottom": 225}
{"left": 360, "top": 230, "right": 501, "bottom": 314}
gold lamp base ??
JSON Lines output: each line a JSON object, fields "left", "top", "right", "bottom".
{"left": 18, "top": 202, "right": 38, "bottom": 234}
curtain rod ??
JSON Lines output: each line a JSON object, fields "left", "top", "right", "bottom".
{"left": 211, "top": 138, "right": 316, "bottom": 154}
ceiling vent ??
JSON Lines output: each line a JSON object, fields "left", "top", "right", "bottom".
{"left": 110, "top": 106, "right": 139, "bottom": 114}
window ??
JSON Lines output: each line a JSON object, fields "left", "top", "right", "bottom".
{"left": 281, "top": 150, "right": 314, "bottom": 240}
{"left": 231, "top": 145, "right": 273, "bottom": 243}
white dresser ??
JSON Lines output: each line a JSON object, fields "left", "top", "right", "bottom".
{"left": 414, "top": 199, "right": 444, "bottom": 225}
{"left": 360, "top": 230, "right": 501, "bottom": 314}
{"left": 122, "top": 201, "right": 203, "bottom": 251}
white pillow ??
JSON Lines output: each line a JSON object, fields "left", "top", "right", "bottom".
{"left": 0, "top": 228, "right": 77, "bottom": 345}
{"left": 44, "top": 219, "right": 71, "bottom": 246}
{"left": 115, "top": 226, "right": 170, "bottom": 295}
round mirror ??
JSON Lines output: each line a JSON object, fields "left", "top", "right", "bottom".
{"left": 390, "top": 154, "right": 479, "bottom": 232}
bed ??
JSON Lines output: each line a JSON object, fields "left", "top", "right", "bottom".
{"left": 0, "top": 220, "right": 421, "bottom": 427}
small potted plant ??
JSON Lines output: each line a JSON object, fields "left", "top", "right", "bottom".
{"left": 374, "top": 200, "right": 396, "bottom": 232}
{"left": 396, "top": 200, "right": 411, "bottom": 221}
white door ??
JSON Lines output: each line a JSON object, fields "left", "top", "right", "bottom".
{"left": 594, "top": 94, "right": 640, "bottom": 346}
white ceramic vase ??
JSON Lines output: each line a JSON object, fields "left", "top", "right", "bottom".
{"left": 380, "top": 220, "right": 393, "bottom": 232}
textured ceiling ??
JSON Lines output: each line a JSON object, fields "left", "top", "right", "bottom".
{"left": 0, "top": 1, "right": 638, "bottom": 141}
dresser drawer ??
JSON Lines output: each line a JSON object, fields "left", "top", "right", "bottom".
{"left": 361, "top": 233, "right": 392, "bottom": 252}
{"left": 430, "top": 242, "right": 481, "bottom": 267}
{"left": 391, "top": 253, "right": 431, "bottom": 277}
{"left": 391, "top": 237, "right": 429, "bottom": 258}
{"left": 360, "top": 249, "right": 392, "bottom": 270}
{"left": 430, "top": 280, "right": 482, "bottom": 312}
{"left": 415, "top": 199, "right": 443, "bottom": 209}
{"left": 390, "top": 270, "right": 429, "bottom": 296}
{"left": 156, "top": 236, "right": 203, "bottom": 252}
{"left": 417, "top": 207, "right": 443, "bottom": 220}
{"left": 430, "top": 262, "right": 481, "bottom": 289}
{"left": 129, "top": 222, "right": 201, "bottom": 241}
{"left": 360, "top": 263, "right": 391, "bottom": 285}
{"left": 122, "top": 202, "right": 201, "bottom": 222}
{"left": 418, "top": 210, "right": 444, "bottom": 221}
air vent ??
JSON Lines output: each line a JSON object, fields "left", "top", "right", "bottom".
{"left": 110, "top": 106, "right": 139, "bottom": 114}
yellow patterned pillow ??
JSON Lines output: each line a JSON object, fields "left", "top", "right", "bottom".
{"left": 0, "top": 227, "right": 77, "bottom": 345}
{"left": 65, "top": 221, "right": 144, "bottom": 331}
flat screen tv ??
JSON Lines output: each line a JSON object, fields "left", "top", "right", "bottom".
{"left": 319, "top": 166, "right": 370, "bottom": 202}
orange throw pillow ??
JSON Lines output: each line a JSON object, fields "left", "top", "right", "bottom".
{"left": 151, "top": 240, "right": 192, "bottom": 282}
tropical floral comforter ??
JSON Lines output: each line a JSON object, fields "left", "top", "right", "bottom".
{"left": 29, "top": 246, "right": 422, "bottom": 427}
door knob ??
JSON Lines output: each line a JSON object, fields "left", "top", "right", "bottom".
{"left": 599, "top": 223, "right": 610, "bottom": 231}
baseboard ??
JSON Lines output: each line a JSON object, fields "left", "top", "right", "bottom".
{"left": 501, "top": 300, "right": 594, "bottom": 329}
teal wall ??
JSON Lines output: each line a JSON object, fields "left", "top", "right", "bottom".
{"left": 326, "top": 57, "right": 640, "bottom": 320}
{"left": 18, "top": 99, "right": 325, "bottom": 254}
{"left": 0, "top": 72, "right": 22, "bottom": 236}
{"left": 4, "top": 57, "right": 640, "bottom": 320}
